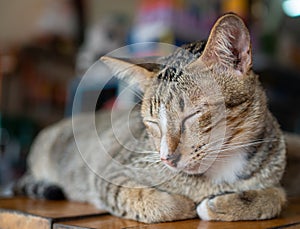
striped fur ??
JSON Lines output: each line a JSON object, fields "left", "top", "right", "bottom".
{"left": 16, "top": 14, "right": 286, "bottom": 223}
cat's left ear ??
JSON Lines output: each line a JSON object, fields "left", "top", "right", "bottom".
{"left": 100, "top": 56, "right": 160, "bottom": 91}
{"left": 190, "top": 13, "right": 252, "bottom": 76}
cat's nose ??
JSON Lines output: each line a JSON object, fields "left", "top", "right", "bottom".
{"left": 160, "top": 153, "right": 181, "bottom": 167}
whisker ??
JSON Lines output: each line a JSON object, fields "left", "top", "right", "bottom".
{"left": 204, "top": 136, "right": 278, "bottom": 150}
{"left": 205, "top": 138, "right": 279, "bottom": 154}
{"left": 135, "top": 150, "right": 159, "bottom": 154}
{"left": 184, "top": 137, "right": 281, "bottom": 166}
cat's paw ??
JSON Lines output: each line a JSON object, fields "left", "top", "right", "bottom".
{"left": 197, "top": 188, "right": 285, "bottom": 221}
{"left": 119, "top": 191, "right": 197, "bottom": 223}
{"left": 197, "top": 194, "right": 243, "bottom": 221}
{"left": 197, "top": 195, "right": 237, "bottom": 221}
{"left": 196, "top": 198, "right": 214, "bottom": 221}
{"left": 147, "top": 193, "right": 197, "bottom": 223}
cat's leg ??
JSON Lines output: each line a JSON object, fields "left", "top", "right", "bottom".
{"left": 97, "top": 179, "right": 197, "bottom": 223}
{"left": 14, "top": 173, "right": 65, "bottom": 200}
{"left": 197, "top": 187, "right": 286, "bottom": 221}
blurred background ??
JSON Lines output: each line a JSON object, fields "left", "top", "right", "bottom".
{"left": 0, "top": 0, "right": 300, "bottom": 194}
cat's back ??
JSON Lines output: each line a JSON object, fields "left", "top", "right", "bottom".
{"left": 27, "top": 109, "right": 141, "bottom": 183}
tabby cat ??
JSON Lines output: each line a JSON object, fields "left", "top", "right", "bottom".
{"left": 15, "top": 13, "right": 286, "bottom": 223}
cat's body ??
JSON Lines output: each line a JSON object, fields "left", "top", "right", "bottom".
{"left": 16, "top": 14, "right": 286, "bottom": 223}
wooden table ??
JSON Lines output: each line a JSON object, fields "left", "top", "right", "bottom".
{"left": 1, "top": 197, "right": 300, "bottom": 229}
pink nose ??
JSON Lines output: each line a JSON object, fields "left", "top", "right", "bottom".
{"left": 160, "top": 157, "right": 176, "bottom": 167}
{"left": 160, "top": 153, "right": 181, "bottom": 167}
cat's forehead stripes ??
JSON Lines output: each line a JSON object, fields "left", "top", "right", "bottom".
{"left": 149, "top": 95, "right": 161, "bottom": 117}
{"left": 149, "top": 81, "right": 188, "bottom": 118}
{"left": 157, "top": 41, "right": 206, "bottom": 82}
{"left": 148, "top": 41, "right": 207, "bottom": 115}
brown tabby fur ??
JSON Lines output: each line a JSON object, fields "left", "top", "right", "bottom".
{"left": 16, "top": 14, "right": 287, "bottom": 223}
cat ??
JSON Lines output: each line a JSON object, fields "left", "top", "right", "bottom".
{"left": 15, "top": 13, "right": 286, "bottom": 223}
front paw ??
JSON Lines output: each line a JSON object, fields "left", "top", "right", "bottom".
{"left": 197, "top": 194, "right": 243, "bottom": 221}
{"left": 197, "top": 193, "right": 240, "bottom": 221}
{"left": 197, "top": 188, "right": 285, "bottom": 221}
{"left": 197, "top": 198, "right": 215, "bottom": 221}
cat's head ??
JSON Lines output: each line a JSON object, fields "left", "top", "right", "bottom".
{"left": 101, "top": 14, "right": 264, "bottom": 179}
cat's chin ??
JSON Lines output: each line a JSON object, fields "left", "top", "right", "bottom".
{"left": 162, "top": 163, "right": 180, "bottom": 173}
{"left": 162, "top": 162, "right": 194, "bottom": 175}
{"left": 162, "top": 160, "right": 213, "bottom": 176}
{"left": 182, "top": 166, "right": 208, "bottom": 175}
{"left": 167, "top": 163, "right": 208, "bottom": 175}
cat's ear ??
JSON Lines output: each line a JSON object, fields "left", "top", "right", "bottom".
{"left": 191, "top": 13, "right": 252, "bottom": 76}
{"left": 100, "top": 56, "right": 160, "bottom": 91}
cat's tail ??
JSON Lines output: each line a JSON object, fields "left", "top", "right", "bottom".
{"left": 14, "top": 173, "right": 65, "bottom": 200}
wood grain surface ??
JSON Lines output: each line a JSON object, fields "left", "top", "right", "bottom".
{"left": 1, "top": 197, "right": 300, "bottom": 229}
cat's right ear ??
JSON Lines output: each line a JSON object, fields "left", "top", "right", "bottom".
{"left": 100, "top": 56, "right": 160, "bottom": 91}
{"left": 188, "top": 13, "right": 252, "bottom": 77}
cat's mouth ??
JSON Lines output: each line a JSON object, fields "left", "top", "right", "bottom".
{"left": 182, "top": 164, "right": 201, "bottom": 174}
{"left": 161, "top": 158, "right": 208, "bottom": 175}
{"left": 160, "top": 158, "right": 180, "bottom": 171}
{"left": 160, "top": 151, "right": 215, "bottom": 174}
{"left": 182, "top": 163, "right": 212, "bottom": 175}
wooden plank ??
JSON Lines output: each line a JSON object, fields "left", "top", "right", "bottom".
{"left": 54, "top": 198, "right": 300, "bottom": 229}
{"left": 53, "top": 215, "right": 144, "bottom": 229}
{"left": 0, "top": 211, "right": 50, "bottom": 229}
{"left": 0, "top": 197, "right": 107, "bottom": 218}
{"left": 2, "top": 197, "right": 300, "bottom": 229}
{"left": 0, "top": 197, "right": 107, "bottom": 229}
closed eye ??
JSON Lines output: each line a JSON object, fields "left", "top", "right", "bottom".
{"left": 144, "top": 120, "right": 161, "bottom": 138}
{"left": 181, "top": 110, "right": 203, "bottom": 131}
